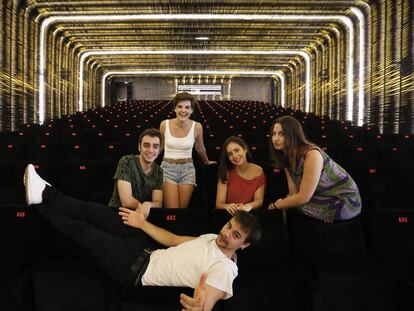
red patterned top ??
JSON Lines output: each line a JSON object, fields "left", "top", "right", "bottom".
{"left": 226, "top": 169, "right": 266, "bottom": 204}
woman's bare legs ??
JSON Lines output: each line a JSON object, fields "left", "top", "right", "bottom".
{"left": 163, "top": 182, "right": 194, "bottom": 208}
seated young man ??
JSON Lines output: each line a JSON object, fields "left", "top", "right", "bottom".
{"left": 107, "top": 128, "right": 163, "bottom": 217}
{"left": 24, "top": 164, "right": 262, "bottom": 311}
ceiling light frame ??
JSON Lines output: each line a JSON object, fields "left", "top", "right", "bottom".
{"left": 37, "top": 13, "right": 363, "bottom": 125}
{"left": 102, "top": 70, "right": 286, "bottom": 108}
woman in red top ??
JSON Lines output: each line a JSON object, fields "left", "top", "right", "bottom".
{"left": 216, "top": 136, "right": 266, "bottom": 215}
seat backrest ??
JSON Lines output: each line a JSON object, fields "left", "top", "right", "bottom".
{"left": 363, "top": 209, "right": 414, "bottom": 262}
{"left": 287, "top": 210, "right": 367, "bottom": 265}
{"left": 147, "top": 208, "right": 209, "bottom": 249}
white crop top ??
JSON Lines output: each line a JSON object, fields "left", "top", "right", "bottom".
{"left": 163, "top": 119, "right": 196, "bottom": 159}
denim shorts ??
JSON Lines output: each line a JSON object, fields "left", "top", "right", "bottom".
{"left": 161, "top": 161, "right": 197, "bottom": 186}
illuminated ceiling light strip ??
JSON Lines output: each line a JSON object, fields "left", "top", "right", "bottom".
{"left": 277, "top": 73, "right": 286, "bottom": 108}
{"left": 351, "top": 7, "right": 366, "bottom": 127}
{"left": 300, "top": 52, "right": 311, "bottom": 113}
{"left": 339, "top": 17, "right": 354, "bottom": 122}
{"left": 331, "top": 28, "right": 341, "bottom": 120}
{"left": 39, "top": 14, "right": 358, "bottom": 124}
{"left": 79, "top": 50, "right": 305, "bottom": 111}
{"left": 321, "top": 33, "right": 332, "bottom": 116}
{"left": 39, "top": 18, "right": 53, "bottom": 125}
{"left": 101, "top": 70, "right": 285, "bottom": 108}
{"left": 37, "top": 14, "right": 354, "bottom": 23}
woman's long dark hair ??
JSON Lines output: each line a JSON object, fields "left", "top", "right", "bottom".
{"left": 269, "top": 115, "right": 313, "bottom": 171}
{"left": 218, "top": 136, "right": 253, "bottom": 183}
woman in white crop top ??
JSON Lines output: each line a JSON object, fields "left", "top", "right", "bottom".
{"left": 159, "top": 92, "right": 216, "bottom": 209}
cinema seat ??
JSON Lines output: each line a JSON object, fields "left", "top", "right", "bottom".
{"left": 360, "top": 209, "right": 414, "bottom": 310}
{"left": 147, "top": 208, "right": 208, "bottom": 242}
{"left": 57, "top": 161, "right": 107, "bottom": 201}
{"left": 380, "top": 146, "right": 413, "bottom": 166}
{"left": 0, "top": 142, "right": 28, "bottom": 160}
{"left": 263, "top": 166, "right": 288, "bottom": 207}
{"left": 30, "top": 143, "right": 60, "bottom": 162}
{"left": 310, "top": 262, "right": 394, "bottom": 311}
{"left": 363, "top": 209, "right": 414, "bottom": 264}
{"left": 346, "top": 165, "right": 396, "bottom": 208}
{"left": 286, "top": 210, "right": 367, "bottom": 266}
{"left": 0, "top": 161, "right": 18, "bottom": 204}
{"left": 32, "top": 259, "right": 119, "bottom": 311}
{"left": 395, "top": 165, "right": 414, "bottom": 205}
{"left": 60, "top": 143, "right": 92, "bottom": 162}
{"left": 342, "top": 145, "right": 380, "bottom": 168}
{"left": 92, "top": 143, "right": 124, "bottom": 162}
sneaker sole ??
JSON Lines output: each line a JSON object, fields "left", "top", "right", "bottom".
{"left": 24, "top": 165, "right": 32, "bottom": 205}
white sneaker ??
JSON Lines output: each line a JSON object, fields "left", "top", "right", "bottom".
{"left": 24, "top": 164, "right": 51, "bottom": 205}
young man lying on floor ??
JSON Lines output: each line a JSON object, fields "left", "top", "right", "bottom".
{"left": 24, "top": 164, "right": 262, "bottom": 311}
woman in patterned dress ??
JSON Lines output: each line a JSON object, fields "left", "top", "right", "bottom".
{"left": 216, "top": 136, "right": 266, "bottom": 215}
{"left": 267, "top": 115, "right": 361, "bottom": 222}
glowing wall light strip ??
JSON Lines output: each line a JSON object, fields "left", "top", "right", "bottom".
{"left": 79, "top": 50, "right": 305, "bottom": 111}
{"left": 339, "top": 17, "right": 354, "bottom": 122}
{"left": 321, "top": 33, "right": 332, "bottom": 117}
{"left": 277, "top": 73, "right": 286, "bottom": 107}
{"left": 331, "top": 28, "right": 341, "bottom": 120}
{"left": 350, "top": 7, "right": 366, "bottom": 126}
{"left": 39, "top": 14, "right": 358, "bottom": 124}
{"left": 101, "top": 70, "right": 285, "bottom": 108}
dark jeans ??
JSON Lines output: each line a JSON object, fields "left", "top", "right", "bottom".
{"left": 38, "top": 186, "right": 151, "bottom": 286}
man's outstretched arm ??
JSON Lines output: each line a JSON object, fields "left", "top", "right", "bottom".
{"left": 180, "top": 273, "right": 226, "bottom": 311}
{"left": 119, "top": 207, "right": 195, "bottom": 247}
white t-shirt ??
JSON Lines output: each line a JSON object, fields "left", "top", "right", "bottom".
{"left": 141, "top": 234, "right": 238, "bottom": 299}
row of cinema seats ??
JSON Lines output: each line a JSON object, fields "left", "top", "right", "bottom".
{"left": 1, "top": 131, "right": 412, "bottom": 171}
{"left": 0, "top": 156, "right": 284, "bottom": 212}
{"left": 0, "top": 206, "right": 413, "bottom": 311}
{"left": 1, "top": 101, "right": 413, "bottom": 159}
{"left": 0, "top": 99, "right": 413, "bottom": 209}
{"left": 2, "top": 156, "right": 411, "bottom": 214}
{"left": 0, "top": 100, "right": 409, "bottom": 146}
{"left": 0, "top": 99, "right": 413, "bottom": 310}
{"left": 0, "top": 158, "right": 412, "bottom": 211}
{"left": 0, "top": 159, "right": 119, "bottom": 205}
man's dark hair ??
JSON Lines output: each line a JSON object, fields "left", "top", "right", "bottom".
{"left": 138, "top": 128, "right": 162, "bottom": 145}
{"left": 173, "top": 92, "right": 195, "bottom": 110}
{"left": 232, "top": 210, "right": 262, "bottom": 244}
